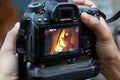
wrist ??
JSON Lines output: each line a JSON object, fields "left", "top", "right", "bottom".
{"left": 101, "top": 52, "right": 120, "bottom": 80}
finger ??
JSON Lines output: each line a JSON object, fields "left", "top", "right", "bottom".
{"left": 0, "top": 22, "right": 20, "bottom": 54}
{"left": 81, "top": 12, "right": 112, "bottom": 41}
{"left": 73, "top": 0, "right": 96, "bottom": 7}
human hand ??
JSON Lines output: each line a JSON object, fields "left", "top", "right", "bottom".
{"left": 73, "top": 0, "right": 120, "bottom": 79}
{"left": 0, "top": 22, "right": 20, "bottom": 80}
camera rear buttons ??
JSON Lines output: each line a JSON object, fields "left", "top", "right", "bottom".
{"left": 36, "top": 17, "right": 48, "bottom": 23}
{"left": 43, "top": 18, "right": 48, "bottom": 22}
{"left": 82, "top": 36, "right": 92, "bottom": 49}
{"left": 37, "top": 18, "right": 42, "bottom": 22}
{"left": 67, "top": 58, "right": 76, "bottom": 64}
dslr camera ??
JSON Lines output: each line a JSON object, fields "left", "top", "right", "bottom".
{"left": 16, "top": 0, "right": 105, "bottom": 80}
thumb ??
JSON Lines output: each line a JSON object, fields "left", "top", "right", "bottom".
{"left": 0, "top": 22, "right": 20, "bottom": 54}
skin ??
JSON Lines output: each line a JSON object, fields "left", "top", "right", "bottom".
{"left": 0, "top": 22, "right": 20, "bottom": 80}
{"left": 74, "top": 0, "right": 120, "bottom": 79}
{"left": 0, "top": 0, "right": 120, "bottom": 80}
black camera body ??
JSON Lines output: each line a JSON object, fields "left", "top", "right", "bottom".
{"left": 16, "top": 0, "right": 103, "bottom": 80}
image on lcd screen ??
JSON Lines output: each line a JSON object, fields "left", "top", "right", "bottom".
{"left": 45, "top": 26, "right": 79, "bottom": 55}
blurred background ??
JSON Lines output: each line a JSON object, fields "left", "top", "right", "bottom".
{"left": 93, "top": 0, "right": 120, "bottom": 80}
{"left": 0, "top": 0, "right": 31, "bottom": 47}
{"left": 93, "top": 0, "right": 120, "bottom": 33}
{"left": 0, "top": 0, "right": 120, "bottom": 80}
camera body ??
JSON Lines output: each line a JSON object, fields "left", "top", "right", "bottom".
{"left": 16, "top": 0, "right": 103, "bottom": 80}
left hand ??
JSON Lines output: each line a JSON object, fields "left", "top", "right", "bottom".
{"left": 0, "top": 22, "right": 20, "bottom": 80}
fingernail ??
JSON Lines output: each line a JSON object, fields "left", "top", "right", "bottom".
{"left": 12, "top": 22, "right": 20, "bottom": 30}
{"left": 11, "top": 22, "right": 20, "bottom": 33}
{"left": 14, "top": 22, "right": 20, "bottom": 30}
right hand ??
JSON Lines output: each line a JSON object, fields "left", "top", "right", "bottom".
{"left": 74, "top": 0, "right": 120, "bottom": 79}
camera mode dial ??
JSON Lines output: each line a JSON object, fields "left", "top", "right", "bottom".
{"left": 28, "top": 2, "right": 45, "bottom": 14}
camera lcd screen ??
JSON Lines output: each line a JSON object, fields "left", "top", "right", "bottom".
{"left": 45, "top": 26, "right": 79, "bottom": 55}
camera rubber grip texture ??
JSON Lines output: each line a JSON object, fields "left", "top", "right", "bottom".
{"left": 25, "top": 57, "right": 99, "bottom": 80}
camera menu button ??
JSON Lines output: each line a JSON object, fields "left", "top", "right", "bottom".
{"left": 37, "top": 18, "right": 42, "bottom": 22}
{"left": 43, "top": 18, "right": 48, "bottom": 22}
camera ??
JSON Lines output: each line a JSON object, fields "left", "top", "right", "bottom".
{"left": 16, "top": 0, "right": 105, "bottom": 80}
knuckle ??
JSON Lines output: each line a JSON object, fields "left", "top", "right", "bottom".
{"left": 92, "top": 19, "right": 100, "bottom": 26}
{"left": 86, "top": 15, "right": 100, "bottom": 27}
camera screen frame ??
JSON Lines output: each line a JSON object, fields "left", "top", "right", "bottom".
{"left": 39, "top": 23, "right": 83, "bottom": 63}
{"left": 44, "top": 25, "right": 79, "bottom": 55}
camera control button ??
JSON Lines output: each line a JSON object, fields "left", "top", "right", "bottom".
{"left": 67, "top": 58, "right": 76, "bottom": 64}
{"left": 82, "top": 36, "right": 92, "bottom": 48}
{"left": 43, "top": 18, "right": 48, "bottom": 22}
{"left": 40, "top": 10, "right": 45, "bottom": 14}
{"left": 37, "top": 18, "right": 42, "bottom": 22}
